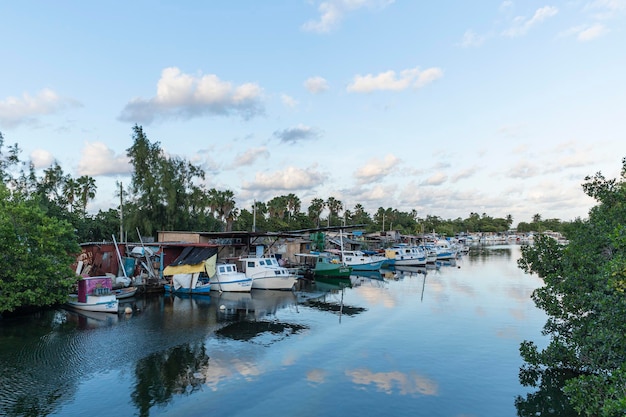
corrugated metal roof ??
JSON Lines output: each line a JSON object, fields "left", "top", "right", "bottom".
{"left": 168, "top": 246, "right": 218, "bottom": 266}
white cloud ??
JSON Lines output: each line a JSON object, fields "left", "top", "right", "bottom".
{"left": 232, "top": 147, "right": 270, "bottom": 167}
{"left": 30, "top": 149, "right": 55, "bottom": 169}
{"left": 347, "top": 67, "right": 443, "bottom": 93}
{"left": 559, "top": 23, "right": 608, "bottom": 40}
{"left": 450, "top": 167, "right": 479, "bottom": 183}
{"left": 507, "top": 160, "right": 538, "bottom": 179}
{"left": 584, "top": 0, "right": 626, "bottom": 19}
{"left": 273, "top": 124, "right": 322, "bottom": 144}
{"left": 242, "top": 165, "right": 328, "bottom": 191}
{"left": 0, "top": 89, "right": 81, "bottom": 128}
{"left": 304, "top": 76, "right": 330, "bottom": 93}
{"left": 302, "top": 0, "right": 394, "bottom": 33}
{"left": 118, "top": 67, "right": 264, "bottom": 124}
{"left": 281, "top": 94, "right": 298, "bottom": 108}
{"left": 502, "top": 6, "right": 559, "bottom": 37}
{"left": 77, "top": 142, "right": 132, "bottom": 177}
{"left": 421, "top": 172, "right": 448, "bottom": 186}
{"left": 459, "top": 30, "right": 487, "bottom": 47}
{"left": 578, "top": 23, "right": 609, "bottom": 40}
{"left": 354, "top": 154, "right": 399, "bottom": 184}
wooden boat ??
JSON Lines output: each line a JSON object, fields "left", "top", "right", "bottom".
{"left": 210, "top": 263, "right": 253, "bottom": 292}
{"left": 66, "top": 276, "right": 119, "bottom": 313}
{"left": 114, "top": 286, "right": 138, "bottom": 299}
{"left": 239, "top": 256, "right": 298, "bottom": 290}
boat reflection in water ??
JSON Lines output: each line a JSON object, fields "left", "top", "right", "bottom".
{"left": 213, "top": 289, "right": 300, "bottom": 320}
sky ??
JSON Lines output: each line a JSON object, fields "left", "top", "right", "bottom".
{"left": 1, "top": 1, "right": 625, "bottom": 225}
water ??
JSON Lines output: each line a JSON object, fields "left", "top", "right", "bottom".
{"left": 0, "top": 245, "right": 549, "bottom": 417}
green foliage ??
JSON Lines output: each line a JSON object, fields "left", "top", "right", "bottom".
{"left": 518, "top": 157, "right": 626, "bottom": 416}
{"left": 0, "top": 185, "right": 80, "bottom": 314}
{"left": 124, "top": 125, "right": 207, "bottom": 238}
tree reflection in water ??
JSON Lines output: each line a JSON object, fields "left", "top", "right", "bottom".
{"left": 216, "top": 320, "right": 307, "bottom": 343}
{"left": 131, "top": 341, "right": 209, "bottom": 417}
{"left": 515, "top": 366, "right": 581, "bottom": 417}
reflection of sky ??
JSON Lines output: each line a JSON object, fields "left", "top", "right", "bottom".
{"left": 345, "top": 369, "right": 438, "bottom": 396}
{"left": 2, "top": 245, "right": 550, "bottom": 417}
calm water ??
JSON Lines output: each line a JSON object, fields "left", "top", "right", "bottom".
{"left": 1, "top": 245, "right": 550, "bottom": 417}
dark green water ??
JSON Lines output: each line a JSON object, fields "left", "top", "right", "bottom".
{"left": 1, "top": 245, "right": 556, "bottom": 417}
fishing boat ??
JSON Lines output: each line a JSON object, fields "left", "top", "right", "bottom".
{"left": 239, "top": 256, "right": 298, "bottom": 290}
{"left": 338, "top": 250, "right": 385, "bottom": 271}
{"left": 384, "top": 244, "right": 427, "bottom": 267}
{"left": 164, "top": 273, "right": 212, "bottom": 294}
{"left": 66, "top": 276, "right": 119, "bottom": 313}
{"left": 295, "top": 252, "right": 352, "bottom": 278}
{"left": 210, "top": 263, "right": 253, "bottom": 292}
{"left": 114, "top": 286, "right": 138, "bottom": 299}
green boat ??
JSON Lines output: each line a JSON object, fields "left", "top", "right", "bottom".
{"left": 295, "top": 252, "right": 352, "bottom": 278}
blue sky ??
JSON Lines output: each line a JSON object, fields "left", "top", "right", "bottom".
{"left": 1, "top": 0, "right": 625, "bottom": 224}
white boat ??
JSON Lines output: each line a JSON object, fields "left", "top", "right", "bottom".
{"left": 339, "top": 250, "right": 385, "bottom": 271}
{"left": 239, "top": 256, "right": 298, "bottom": 290}
{"left": 432, "top": 239, "right": 458, "bottom": 260}
{"left": 210, "top": 263, "right": 253, "bottom": 292}
{"left": 385, "top": 244, "right": 427, "bottom": 266}
{"left": 66, "top": 276, "right": 119, "bottom": 313}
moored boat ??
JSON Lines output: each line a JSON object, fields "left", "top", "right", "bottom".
{"left": 239, "top": 256, "right": 298, "bottom": 291}
{"left": 314, "top": 252, "right": 353, "bottom": 277}
{"left": 210, "top": 263, "right": 253, "bottom": 292}
{"left": 339, "top": 250, "right": 385, "bottom": 271}
{"left": 385, "top": 244, "right": 427, "bottom": 267}
{"left": 164, "top": 273, "right": 212, "bottom": 294}
{"left": 66, "top": 276, "right": 119, "bottom": 313}
{"left": 114, "top": 286, "right": 138, "bottom": 299}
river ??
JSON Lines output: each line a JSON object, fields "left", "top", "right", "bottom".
{"left": 1, "top": 245, "right": 558, "bottom": 417}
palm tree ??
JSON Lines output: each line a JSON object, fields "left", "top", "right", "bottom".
{"left": 326, "top": 197, "right": 343, "bottom": 226}
{"left": 76, "top": 175, "right": 97, "bottom": 214}
{"left": 206, "top": 188, "right": 236, "bottom": 231}
{"left": 267, "top": 196, "right": 287, "bottom": 220}
{"left": 285, "top": 193, "right": 301, "bottom": 223}
{"left": 62, "top": 177, "right": 80, "bottom": 212}
{"left": 308, "top": 198, "right": 325, "bottom": 227}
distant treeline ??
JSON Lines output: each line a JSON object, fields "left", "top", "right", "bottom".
{"left": 0, "top": 127, "right": 573, "bottom": 244}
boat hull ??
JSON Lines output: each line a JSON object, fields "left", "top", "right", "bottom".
{"left": 314, "top": 265, "right": 352, "bottom": 277}
{"left": 114, "top": 287, "right": 138, "bottom": 299}
{"left": 164, "top": 284, "right": 212, "bottom": 294}
{"left": 66, "top": 294, "right": 119, "bottom": 313}
{"left": 347, "top": 260, "right": 385, "bottom": 271}
{"left": 209, "top": 276, "right": 253, "bottom": 292}
{"left": 250, "top": 275, "right": 297, "bottom": 291}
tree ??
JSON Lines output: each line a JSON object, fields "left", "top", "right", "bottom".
{"left": 207, "top": 189, "right": 237, "bottom": 231}
{"left": 76, "top": 175, "right": 97, "bottom": 214}
{"left": 0, "top": 184, "right": 80, "bottom": 314}
{"left": 326, "top": 197, "right": 343, "bottom": 226}
{"left": 518, "top": 157, "right": 626, "bottom": 416}
{"left": 285, "top": 193, "right": 301, "bottom": 223}
{"left": 125, "top": 125, "right": 205, "bottom": 238}
{"left": 308, "top": 198, "right": 325, "bottom": 227}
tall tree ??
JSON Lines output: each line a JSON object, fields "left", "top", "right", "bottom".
{"left": 518, "top": 157, "right": 626, "bottom": 416}
{"left": 285, "top": 193, "right": 301, "bottom": 223}
{"left": 308, "top": 198, "right": 325, "bottom": 227}
{"left": 326, "top": 197, "right": 342, "bottom": 226}
{"left": 76, "top": 175, "right": 97, "bottom": 214}
{"left": 125, "top": 125, "right": 205, "bottom": 238}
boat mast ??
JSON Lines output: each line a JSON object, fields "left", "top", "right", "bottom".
{"left": 119, "top": 182, "right": 124, "bottom": 243}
